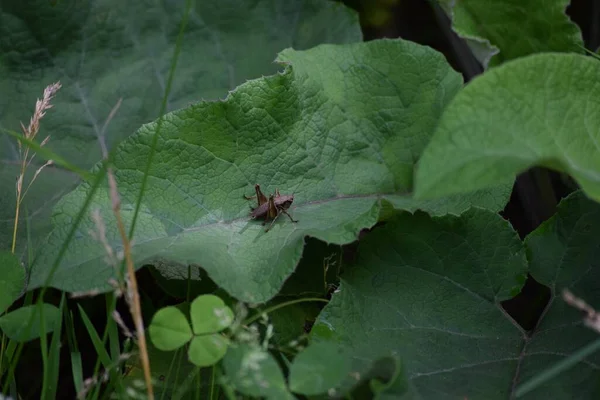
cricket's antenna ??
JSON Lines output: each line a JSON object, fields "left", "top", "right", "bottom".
{"left": 291, "top": 174, "right": 307, "bottom": 198}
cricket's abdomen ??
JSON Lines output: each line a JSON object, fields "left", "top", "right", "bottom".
{"left": 250, "top": 203, "right": 270, "bottom": 219}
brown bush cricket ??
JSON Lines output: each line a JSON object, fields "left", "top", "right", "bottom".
{"left": 243, "top": 184, "right": 298, "bottom": 231}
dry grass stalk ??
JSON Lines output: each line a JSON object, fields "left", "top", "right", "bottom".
{"left": 563, "top": 289, "right": 600, "bottom": 334}
{"left": 11, "top": 82, "right": 62, "bottom": 253}
{"left": 106, "top": 169, "right": 154, "bottom": 400}
{"left": 69, "top": 96, "right": 152, "bottom": 399}
{"left": 89, "top": 208, "right": 120, "bottom": 268}
{"left": 93, "top": 98, "right": 154, "bottom": 400}
{"left": 112, "top": 310, "right": 133, "bottom": 339}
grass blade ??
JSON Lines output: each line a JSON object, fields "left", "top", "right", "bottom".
{"left": 42, "top": 293, "right": 66, "bottom": 399}
{"left": 77, "top": 305, "right": 112, "bottom": 370}
{"left": 64, "top": 308, "right": 84, "bottom": 395}
{"left": 1, "top": 127, "right": 93, "bottom": 181}
{"left": 515, "top": 337, "right": 600, "bottom": 397}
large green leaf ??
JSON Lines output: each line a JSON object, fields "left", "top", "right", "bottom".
{"left": 0, "top": 251, "right": 25, "bottom": 313}
{"left": 0, "top": 0, "right": 361, "bottom": 254}
{"left": 311, "top": 209, "right": 534, "bottom": 398}
{"left": 29, "top": 39, "right": 509, "bottom": 303}
{"left": 415, "top": 53, "right": 600, "bottom": 202}
{"left": 438, "top": 0, "right": 583, "bottom": 68}
{"left": 520, "top": 191, "right": 600, "bottom": 398}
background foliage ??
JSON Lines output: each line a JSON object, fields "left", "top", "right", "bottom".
{"left": 2, "top": 0, "right": 600, "bottom": 399}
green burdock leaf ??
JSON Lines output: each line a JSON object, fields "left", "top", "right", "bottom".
{"left": 519, "top": 191, "right": 600, "bottom": 398}
{"left": 149, "top": 306, "right": 192, "bottom": 351}
{"left": 223, "top": 343, "right": 293, "bottom": 399}
{"left": 0, "top": 251, "right": 25, "bottom": 313}
{"left": 0, "top": 0, "right": 361, "bottom": 255}
{"left": 438, "top": 0, "right": 582, "bottom": 68}
{"left": 0, "top": 303, "right": 60, "bottom": 342}
{"left": 416, "top": 53, "right": 600, "bottom": 202}
{"left": 28, "top": 39, "right": 508, "bottom": 303}
{"left": 311, "top": 209, "right": 532, "bottom": 398}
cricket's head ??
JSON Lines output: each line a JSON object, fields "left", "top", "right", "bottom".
{"left": 278, "top": 194, "right": 294, "bottom": 210}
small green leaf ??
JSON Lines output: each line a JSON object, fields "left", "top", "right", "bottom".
{"left": 149, "top": 306, "right": 192, "bottom": 351}
{"left": 188, "top": 334, "right": 229, "bottom": 367}
{"left": 289, "top": 341, "right": 352, "bottom": 395}
{"left": 0, "top": 303, "right": 60, "bottom": 342}
{"left": 439, "top": 0, "right": 583, "bottom": 67}
{"left": 223, "top": 344, "right": 292, "bottom": 399}
{"left": 415, "top": 53, "right": 600, "bottom": 202}
{"left": 0, "top": 251, "right": 25, "bottom": 313}
{"left": 190, "top": 295, "right": 234, "bottom": 335}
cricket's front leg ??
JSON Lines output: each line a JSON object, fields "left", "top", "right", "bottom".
{"left": 281, "top": 209, "right": 298, "bottom": 223}
{"left": 243, "top": 193, "right": 256, "bottom": 210}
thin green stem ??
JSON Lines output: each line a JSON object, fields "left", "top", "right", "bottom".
{"left": 243, "top": 297, "right": 328, "bottom": 325}
{"left": 209, "top": 366, "right": 216, "bottom": 400}
{"left": 128, "top": 0, "right": 192, "bottom": 240}
{"left": 39, "top": 302, "right": 48, "bottom": 400}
